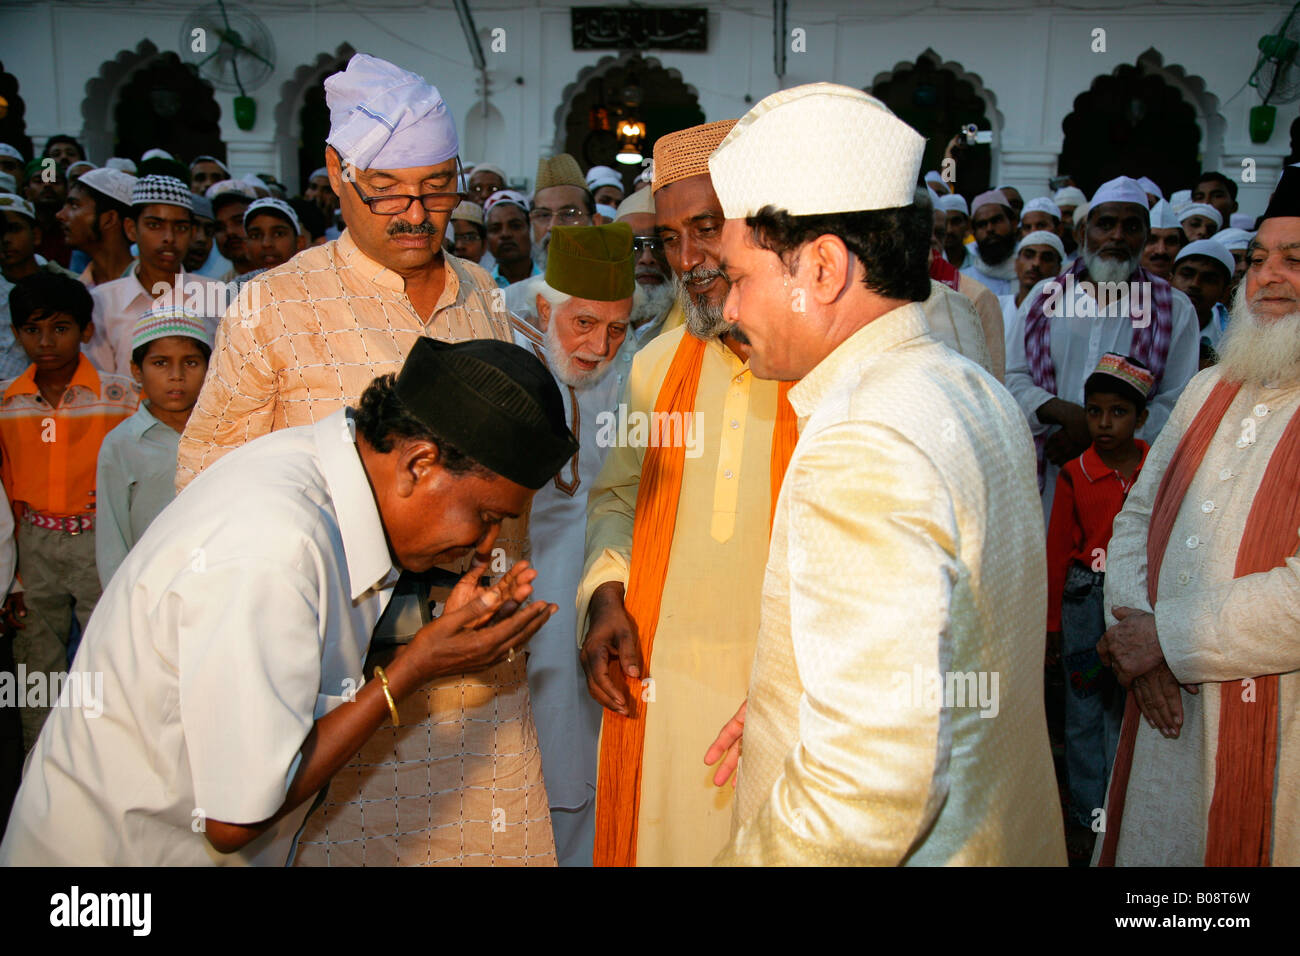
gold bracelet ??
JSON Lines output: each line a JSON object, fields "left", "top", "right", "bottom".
{"left": 373, "top": 665, "right": 400, "bottom": 727}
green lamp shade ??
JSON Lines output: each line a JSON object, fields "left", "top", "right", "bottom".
{"left": 1249, "top": 105, "right": 1276, "bottom": 144}
{"left": 234, "top": 96, "right": 256, "bottom": 131}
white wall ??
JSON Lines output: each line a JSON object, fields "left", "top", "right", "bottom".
{"left": 1, "top": 0, "right": 1294, "bottom": 216}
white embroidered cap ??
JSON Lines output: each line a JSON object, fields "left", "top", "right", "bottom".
{"left": 709, "top": 82, "right": 926, "bottom": 217}
{"left": 1175, "top": 239, "right": 1234, "bottom": 277}
{"left": 77, "top": 167, "right": 137, "bottom": 207}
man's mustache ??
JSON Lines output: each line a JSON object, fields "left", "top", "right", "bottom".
{"left": 388, "top": 220, "right": 440, "bottom": 237}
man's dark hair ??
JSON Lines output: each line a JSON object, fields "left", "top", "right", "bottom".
{"left": 71, "top": 182, "right": 131, "bottom": 229}
{"left": 288, "top": 198, "right": 326, "bottom": 241}
{"left": 9, "top": 271, "right": 94, "bottom": 330}
{"left": 744, "top": 202, "right": 932, "bottom": 303}
{"left": 1084, "top": 355, "right": 1150, "bottom": 413}
{"left": 42, "top": 135, "right": 85, "bottom": 162}
{"left": 210, "top": 193, "right": 253, "bottom": 217}
{"left": 130, "top": 338, "right": 212, "bottom": 368}
{"left": 1196, "top": 171, "right": 1238, "bottom": 202}
{"left": 354, "top": 373, "right": 493, "bottom": 477}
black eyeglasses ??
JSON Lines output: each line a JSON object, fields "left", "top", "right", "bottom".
{"left": 632, "top": 236, "right": 663, "bottom": 254}
{"left": 348, "top": 175, "right": 463, "bottom": 215}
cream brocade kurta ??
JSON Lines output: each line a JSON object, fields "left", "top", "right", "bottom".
{"left": 175, "top": 230, "right": 555, "bottom": 865}
{"left": 578, "top": 325, "right": 777, "bottom": 866}
{"left": 1098, "top": 367, "right": 1300, "bottom": 866}
{"left": 716, "top": 304, "right": 1066, "bottom": 866}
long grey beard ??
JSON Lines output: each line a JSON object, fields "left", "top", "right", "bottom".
{"left": 1216, "top": 287, "right": 1300, "bottom": 388}
{"left": 543, "top": 315, "right": 614, "bottom": 390}
{"left": 679, "top": 267, "right": 731, "bottom": 340}
{"left": 1081, "top": 246, "right": 1138, "bottom": 285}
{"left": 630, "top": 279, "right": 677, "bottom": 329}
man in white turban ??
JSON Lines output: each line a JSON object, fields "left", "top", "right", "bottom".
{"left": 176, "top": 54, "right": 557, "bottom": 866}
{"left": 705, "top": 82, "right": 1065, "bottom": 866}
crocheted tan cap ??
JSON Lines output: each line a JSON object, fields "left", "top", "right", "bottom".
{"left": 652, "top": 120, "right": 737, "bottom": 194}
{"left": 534, "top": 153, "right": 586, "bottom": 191}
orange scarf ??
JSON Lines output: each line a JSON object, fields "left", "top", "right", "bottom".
{"left": 1099, "top": 379, "right": 1300, "bottom": 866}
{"left": 593, "top": 334, "right": 798, "bottom": 867}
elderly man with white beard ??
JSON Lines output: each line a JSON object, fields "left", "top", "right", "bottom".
{"left": 509, "top": 223, "right": 634, "bottom": 866}
{"left": 1094, "top": 166, "right": 1300, "bottom": 867}
{"left": 1006, "top": 175, "right": 1200, "bottom": 519}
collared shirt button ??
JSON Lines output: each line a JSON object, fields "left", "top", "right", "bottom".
{"left": 723, "top": 469, "right": 734, "bottom": 479}
{"left": 730, "top": 419, "right": 739, "bottom": 429}
{"left": 1220, "top": 468, "right": 1232, "bottom": 481}
{"left": 1178, "top": 570, "right": 1190, "bottom": 585}
{"left": 1201, "top": 500, "right": 1214, "bottom": 513}
{"left": 1254, "top": 403, "right": 1269, "bottom": 418}
{"left": 733, "top": 375, "right": 744, "bottom": 385}
{"left": 1186, "top": 535, "right": 1199, "bottom": 549}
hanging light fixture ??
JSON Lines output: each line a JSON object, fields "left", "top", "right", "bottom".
{"left": 616, "top": 116, "right": 647, "bottom": 165}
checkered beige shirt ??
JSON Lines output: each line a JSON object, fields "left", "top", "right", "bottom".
{"left": 177, "top": 230, "right": 555, "bottom": 866}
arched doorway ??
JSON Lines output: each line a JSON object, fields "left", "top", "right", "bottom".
{"left": 114, "top": 52, "right": 223, "bottom": 163}
{"left": 555, "top": 54, "right": 704, "bottom": 194}
{"left": 274, "top": 44, "right": 354, "bottom": 196}
{"left": 0, "top": 60, "right": 32, "bottom": 160}
{"left": 1060, "top": 54, "right": 1209, "bottom": 197}
{"left": 870, "top": 50, "right": 999, "bottom": 200}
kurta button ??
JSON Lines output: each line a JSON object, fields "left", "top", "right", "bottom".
{"left": 1178, "top": 571, "right": 1190, "bottom": 585}
{"left": 1219, "top": 468, "right": 1232, "bottom": 481}
{"left": 733, "top": 376, "right": 744, "bottom": 385}
{"left": 1186, "top": 535, "right": 1199, "bottom": 548}
{"left": 730, "top": 419, "right": 739, "bottom": 429}
{"left": 1201, "top": 500, "right": 1214, "bottom": 513}
{"left": 1254, "top": 404, "right": 1269, "bottom": 418}
{"left": 724, "top": 470, "right": 734, "bottom": 479}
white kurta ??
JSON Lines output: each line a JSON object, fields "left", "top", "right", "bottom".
{"left": 1098, "top": 367, "right": 1300, "bottom": 865}
{"left": 1005, "top": 278, "right": 1201, "bottom": 519}
{"left": 0, "top": 409, "right": 397, "bottom": 865}
{"left": 511, "top": 319, "right": 621, "bottom": 864}
{"left": 960, "top": 250, "right": 1016, "bottom": 297}
{"left": 717, "top": 304, "right": 1066, "bottom": 866}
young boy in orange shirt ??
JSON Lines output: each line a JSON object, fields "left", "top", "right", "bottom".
{"left": 1046, "top": 352, "right": 1153, "bottom": 857}
{"left": 0, "top": 272, "right": 136, "bottom": 750}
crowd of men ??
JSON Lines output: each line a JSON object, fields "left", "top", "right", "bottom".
{"left": 0, "top": 53, "right": 1296, "bottom": 869}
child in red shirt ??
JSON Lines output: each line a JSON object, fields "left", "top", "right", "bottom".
{"left": 1046, "top": 352, "right": 1153, "bottom": 852}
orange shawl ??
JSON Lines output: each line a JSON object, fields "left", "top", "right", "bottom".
{"left": 1099, "top": 378, "right": 1300, "bottom": 866}
{"left": 593, "top": 333, "right": 798, "bottom": 867}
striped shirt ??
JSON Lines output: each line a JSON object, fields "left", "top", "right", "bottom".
{"left": 0, "top": 355, "right": 138, "bottom": 516}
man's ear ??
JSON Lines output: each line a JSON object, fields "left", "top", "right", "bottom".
{"left": 395, "top": 438, "right": 443, "bottom": 499}
{"left": 123, "top": 216, "right": 139, "bottom": 244}
{"left": 325, "top": 146, "right": 347, "bottom": 196}
{"left": 806, "top": 233, "right": 853, "bottom": 305}
{"left": 1136, "top": 407, "right": 1150, "bottom": 431}
{"left": 535, "top": 295, "right": 551, "bottom": 332}
{"left": 80, "top": 319, "right": 95, "bottom": 344}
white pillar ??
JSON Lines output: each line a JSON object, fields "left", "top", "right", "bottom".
{"left": 1222, "top": 151, "right": 1285, "bottom": 223}
{"left": 996, "top": 147, "right": 1059, "bottom": 200}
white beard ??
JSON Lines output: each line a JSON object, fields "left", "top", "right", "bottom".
{"left": 1081, "top": 245, "right": 1138, "bottom": 285}
{"left": 544, "top": 317, "right": 614, "bottom": 390}
{"left": 1216, "top": 288, "right": 1300, "bottom": 388}
{"left": 531, "top": 233, "right": 549, "bottom": 272}
{"left": 629, "top": 277, "right": 676, "bottom": 329}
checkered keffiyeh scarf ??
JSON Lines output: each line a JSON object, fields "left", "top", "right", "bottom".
{"left": 1023, "top": 257, "right": 1173, "bottom": 488}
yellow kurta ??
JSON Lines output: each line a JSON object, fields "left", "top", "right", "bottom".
{"left": 1099, "top": 366, "right": 1300, "bottom": 865}
{"left": 578, "top": 325, "right": 776, "bottom": 866}
{"left": 717, "top": 304, "right": 1066, "bottom": 866}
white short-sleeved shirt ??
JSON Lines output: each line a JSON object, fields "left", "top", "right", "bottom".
{"left": 0, "top": 408, "right": 398, "bottom": 866}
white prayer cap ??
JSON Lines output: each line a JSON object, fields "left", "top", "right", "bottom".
{"left": 325, "top": 54, "right": 457, "bottom": 171}
{"left": 596, "top": 202, "right": 619, "bottom": 221}
{"left": 971, "top": 189, "right": 1013, "bottom": 217}
{"left": 709, "top": 82, "right": 925, "bottom": 218}
{"left": 615, "top": 185, "right": 654, "bottom": 220}
{"left": 244, "top": 196, "right": 302, "bottom": 235}
{"left": 308, "top": 166, "right": 329, "bottom": 182}
{"left": 1136, "top": 176, "right": 1163, "bottom": 199}
{"left": 926, "top": 186, "right": 942, "bottom": 206}
{"left": 1088, "top": 175, "right": 1149, "bottom": 213}
{"left": 132, "top": 174, "right": 193, "bottom": 211}
{"left": 1072, "top": 201, "right": 1091, "bottom": 228}
{"left": 924, "top": 170, "right": 947, "bottom": 190}
{"left": 1229, "top": 212, "right": 1255, "bottom": 231}
{"left": 105, "top": 157, "right": 137, "bottom": 174}
{"left": 1178, "top": 202, "right": 1222, "bottom": 228}
{"left": 1169, "top": 188, "right": 1193, "bottom": 210}
{"left": 0, "top": 143, "right": 23, "bottom": 162}
{"left": 1015, "top": 229, "right": 1065, "bottom": 259}
{"left": 0, "top": 173, "right": 15, "bottom": 193}
{"left": 77, "top": 167, "right": 137, "bottom": 206}
{"left": 1021, "top": 197, "right": 1061, "bottom": 221}
{"left": 205, "top": 179, "right": 258, "bottom": 201}
{"left": 1175, "top": 239, "right": 1234, "bottom": 278}
{"left": 1211, "top": 227, "right": 1253, "bottom": 250}
{"left": 483, "top": 189, "right": 529, "bottom": 217}
{"left": 1052, "top": 186, "right": 1087, "bottom": 208}
{"left": 586, "top": 165, "right": 624, "bottom": 192}
{"left": 0, "top": 193, "right": 36, "bottom": 221}
{"left": 141, "top": 148, "right": 175, "bottom": 162}
{"left": 67, "top": 160, "right": 96, "bottom": 178}
{"left": 190, "top": 155, "right": 230, "bottom": 175}
{"left": 1148, "top": 199, "right": 1180, "bottom": 230}
{"left": 470, "top": 163, "right": 507, "bottom": 182}
{"left": 935, "top": 193, "right": 968, "bottom": 215}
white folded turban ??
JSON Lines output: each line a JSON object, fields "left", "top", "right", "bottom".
{"left": 325, "top": 54, "right": 458, "bottom": 171}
